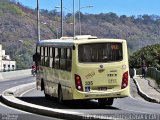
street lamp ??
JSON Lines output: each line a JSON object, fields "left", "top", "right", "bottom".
{"left": 55, "top": 6, "right": 72, "bottom": 12}
{"left": 37, "top": 0, "right": 40, "bottom": 41}
{"left": 55, "top": 0, "right": 64, "bottom": 37}
{"left": 78, "top": 0, "right": 93, "bottom": 35}
{"left": 73, "top": 0, "right": 75, "bottom": 37}
{"left": 61, "top": 0, "right": 63, "bottom": 37}
{"left": 55, "top": 3, "right": 75, "bottom": 37}
{"left": 55, "top": 6, "right": 67, "bottom": 38}
{"left": 56, "top": 27, "right": 61, "bottom": 39}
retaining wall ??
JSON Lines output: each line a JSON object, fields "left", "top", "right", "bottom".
{"left": 0, "top": 69, "right": 31, "bottom": 81}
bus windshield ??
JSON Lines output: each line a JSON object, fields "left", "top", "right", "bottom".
{"left": 78, "top": 43, "right": 123, "bottom": 63}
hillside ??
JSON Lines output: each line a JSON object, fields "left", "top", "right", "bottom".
{"left": 0, "top": 0, "right": 160, "bottom": 69}
{"left": 0, "top": 0, "right": 59, "bottom": 69}
{"left": 79, "top": 13, "right": 160, "bottom": 51}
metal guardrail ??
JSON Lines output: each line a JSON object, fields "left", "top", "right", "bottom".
{"left": 147, "top": 67, "right": 160, "bottom": 85}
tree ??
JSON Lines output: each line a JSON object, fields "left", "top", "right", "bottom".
{"left": 129, "top": 44, "right": 160, "bottom": 70}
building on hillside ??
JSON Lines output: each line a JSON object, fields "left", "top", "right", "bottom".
{"left": 0, "top": 44, "right": 16, "bottom": 72}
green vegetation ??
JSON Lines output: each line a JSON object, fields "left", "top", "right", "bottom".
{"left": 0, "top": 0, "right": 23, "bottom": 15}
{"left": 129, "top": 44, "right": 160, "bottom": 70}
{"left": 1, "top": 0, "right": 160, "bottom": 69}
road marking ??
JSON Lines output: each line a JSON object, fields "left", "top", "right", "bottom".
{"left": 19, "top": 87, "right": 36, "bottom": 97}
{"left": 129, "top": 95, "right": 148, "bottom": 103}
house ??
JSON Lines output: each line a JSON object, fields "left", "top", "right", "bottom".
{"left": 0, "top": 44, "right": 16, "bottom": 72}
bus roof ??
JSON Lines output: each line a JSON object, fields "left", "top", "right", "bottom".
{"left": 37, "top": 35, "right": 126, "bottom": 47}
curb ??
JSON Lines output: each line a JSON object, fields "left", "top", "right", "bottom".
{"left": 147, "top": 79, "right": 160, "bottom": 93}
{"left": 1, "top": 83, "right": 94, "bottom": 120}
{"left": 133, "top": 78, "right": 160, "bottom": 104}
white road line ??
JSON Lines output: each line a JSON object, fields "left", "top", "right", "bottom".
{"left": 19, "top": 87, "right": 36, "bottom": 97}
{"left": 129, "top": 95, "right": 148, "bottom": 103}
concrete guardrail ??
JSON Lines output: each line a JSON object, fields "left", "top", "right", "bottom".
{"left": 0, "top": 69, "right": 31, "bottom": 81}
{"left": 1, "top": 82, "right": 91, "bottom": 120}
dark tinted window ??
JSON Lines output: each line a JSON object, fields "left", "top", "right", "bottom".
{"left": 78, "top": 43, "right": 123, "bottom": 63}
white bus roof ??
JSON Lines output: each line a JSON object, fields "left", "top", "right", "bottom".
{"left": 37, "top": 35, "right": 126, "bottom": 48}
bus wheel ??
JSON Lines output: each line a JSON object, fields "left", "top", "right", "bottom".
{"left": 98, "top": 98, "right": 114, "bottom": 107}
{"left": 106, "top": 98, "right": 114, "bottom": 105}
{"left": 98, "top": 98, "right": 106, "bottom": 107}
{"left": 58, "top": 86, "right": 63, "bottom": 104}
{"left": 44, "top": 86, "right": 50, "bottom": 100}
{"left": 41, "top": 80, "right": 44, "bottom": 91}
{"left": 45, "top": 93, "right": 50, "bottom": 100}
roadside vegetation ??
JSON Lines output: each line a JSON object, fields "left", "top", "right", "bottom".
{"left": 129, "top": 44, "right": 160, "bottom": 70}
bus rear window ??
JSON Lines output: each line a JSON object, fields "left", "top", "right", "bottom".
{"left": 78, "top": 43, "right": 123, "bottom": 63}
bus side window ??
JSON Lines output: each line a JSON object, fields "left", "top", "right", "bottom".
{"left": 52, "top": 47, "right": 55, "bottom": 68}
{"left": 66, "top": 48, "right": 72, "bottom": 71}
{"left": 49, "top": 47, "right": 53, "bottom": 68}
{"left": 45, "top": 47, "right": 50, "bottom": 67}
{"left": 44, "top": 47, "right": 48, "bottom": 67}
{"left": 40, "top": 47, "right": 44, "bottom": 66}
{"left": 60, "top": 48, "right": 66, "bottom": 70}
{"left": 55, "top": 48, "right": 60, "bottom": 69}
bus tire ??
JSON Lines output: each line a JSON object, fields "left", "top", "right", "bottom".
{"left": 58, "top": 85, "right": 64, "bottom": 104}
{"left": 98, "top": 98, "right": 106, "bottom": 107}
{"left": 44, "top": 93, "right": 50, "bottom": 100}
{"left": 44, "top": 83, "right": 50, "bottom": 100}
{"left": 41, "top": 80, "right": 44, "bottom": 91}
{"left": 106, "top": 98, "right": 114, "bottom": 105}
{"left": 98, "top": 98, "right": 114, "bottom": 107}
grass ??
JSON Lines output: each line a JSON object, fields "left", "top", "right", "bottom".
{"left": 0, "top": 2, "right": 23, "bottom": 15}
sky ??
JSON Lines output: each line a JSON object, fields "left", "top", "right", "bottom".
{"left": 17, "top": 0, "right": 160, "bottom": 16}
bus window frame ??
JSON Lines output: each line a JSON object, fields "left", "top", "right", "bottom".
{"left": 78, "top": 42, "right": 123, "bottom": 63}
{"left": 38, "top": 45, "right": 72, "bottom": 71}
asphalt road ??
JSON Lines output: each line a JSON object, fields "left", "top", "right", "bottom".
{"left": 1, "top": 76, "right": 160, "bottom": 120}
{"left": 20, "top": 78, "right": 160, "bottom": 119}
{"left": 0, "top": 76, "right": 61, "bottom": 120}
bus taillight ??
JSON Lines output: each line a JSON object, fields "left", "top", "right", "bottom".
{"left": 121, "top": 71, "right": 128, "bottom": 89}
{"left": 75, "top": 74, "right": 83, "bottom": 91}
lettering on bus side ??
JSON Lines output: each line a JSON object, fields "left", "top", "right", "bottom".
{"left": 85, "top": 71, "right": 95, "bottom": 79}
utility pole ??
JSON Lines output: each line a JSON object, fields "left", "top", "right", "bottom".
{"left": 73, "top": 0, "right": 75, "bottom": 37}
{"left": 61, "top": 0, "right": 63, "bottom": 37}
{"left": 37, "top": 0, "right": 40, "bottom": 41}
{"left": 79, "top": 0, "right": 81, "bottom": 35}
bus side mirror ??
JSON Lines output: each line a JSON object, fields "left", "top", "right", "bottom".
{"left": 33, "top": 53, "right": 41, "bottom": 62}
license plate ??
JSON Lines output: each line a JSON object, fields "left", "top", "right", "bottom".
{"left": 98, "top": 87, "right": 107, "bottom": 91}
